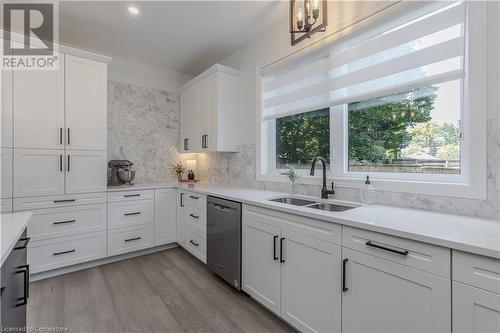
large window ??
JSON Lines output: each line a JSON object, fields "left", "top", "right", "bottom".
{"left": 347, "top": 80, "right": 461, "bottom": 175}
{"left": 259, "top": 2, "right": 487, "bottom": 199}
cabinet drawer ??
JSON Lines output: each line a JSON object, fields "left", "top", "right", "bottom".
{"left": 108, "top": 200, "right": 154, "bottom": 229}
{"left": 1, "top": 198, "right": 12, "bottom": 212}
{"left": 27, "top": 204, "right": 106, "bottom": 241}
{"left": 184, "top": 192, "right": 206, "bottom": 210}
{"left": 184, "top": 226, "right": 206, "bottom": 263}
{"left": 453, "top": 250, "right": 500, "bottom": 294}
{"left": 14, "top": 192, "right": 106, "bottom": 211}
{"left": 108, "top": 225, "right": 154, "bottom": 257}
{"left": 185, "top": 205, "right": 206, "bottom": 232}
{"left": 107, "top": 190, "right": 154, "bottom": 203}
{"left": 342, "top": 226, "right": 450, "bottom": 278}
{"left": 28, "top": 231, "right": 107, "bottom": 274}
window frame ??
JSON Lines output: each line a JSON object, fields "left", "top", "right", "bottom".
{"left": 257, "top": 2, "right": 487, "bottom": 199}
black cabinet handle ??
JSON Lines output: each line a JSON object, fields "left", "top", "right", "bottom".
{"left": 342, "top": 258, "right": 348, "bottom": 292}
{"left": 189, "top": 214, "right": 199, "bottom": 219}
{"left": 124, "top": 212, "right": 141, "bottom": 216}
{"left": 365, "top": 241, "right": 409, "bottom": 256}
{"left": 189, "top": 195, "right": 199, "bottom": 200}
{"left": 59, "top": 154, "right": 63, "bottom": 172}
{"left": 53, "top": 219, "right": 76, "bottom": 225}
{"left": 273, "top": 235, "right": 278, "bottom": 260}
{"left": 202, "top": 134, "right": 208, "bottom": 148}
{"left": 125, "top": 237, "right": 141, "bottom": 242}
{"left": 59, "top": 128, "right": 63, "bottom": 145}
{"left": 189, "top": 240, "right": 199, "bottom": 247}
{"left": 124, "top": 194, "right": 141, "bottom": 198}
{"left": 180, "top": 193, "right": 184, "bottom": 207}
{"left": 53, "top": 249, "right": 76, "bottom": 256}
{"left": 54, "top": 199, "right": 76, "bottom": 203}
{"left": 279, "top": 237, "right": 285, "bottom": 263}
{"left": 19, "top": 264, "right": 29, "bottom": 299}
{"left": 15, "top": 266, "right": 28, "bottom": 307}
{"left": 184, "top": 138, "right": 189, "bottom": 150}
{"left": 14, "top": 237, "right": 30, "bottom": 250}
{"left": 67, "top": 154, "right": 70, "bottom": 171}
{"left": 67, "top": 128, "right": 70, "bottom": 145}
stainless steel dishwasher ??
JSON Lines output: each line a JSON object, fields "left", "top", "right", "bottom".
{"left": 207, "top": 196, "right": 242, "bottom": 290}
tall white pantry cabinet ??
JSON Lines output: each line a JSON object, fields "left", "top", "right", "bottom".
{"left": 2, "top": 47, "right": 111, "bottom": 274}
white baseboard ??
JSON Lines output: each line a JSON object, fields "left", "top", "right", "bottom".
{"left": 30, "top": 242, "right": 180, "bottom": 282}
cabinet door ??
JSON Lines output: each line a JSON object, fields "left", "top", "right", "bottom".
{"left": 155, "top": 189, "right": 177, "bottom": 246}
{"left": 342, "top": 248, "right": 451, "bottom": 333}
{"left": 65, "top": 150, "right": 106, "bottom": 194}
{"left": 242, "top": 218, "right": 281, "bottom": 315}
{"left": 14, "top": 149, "right": 64, "bottom": 197}
{"left": 2, "top": 66, "right": 13, "bottom": 147}
{"left": 13, "top": 57, "right": 64, "bottom": 149}
{"left": 197, "top": 75, "right": 216, "bottom": 152}
{"left": 65, "top": 54, "right": 107, "bottom": 151}
{"left": 453, "top": 282, "right": 500, "bottom": 333}
{"left": 1, "top": 148, "right": 13, "bottom": 198}
{"left": 280, "top": 230, "right": 341, "bottom": 333}
{"left": 180, "top": 86, "right": 197, "bottom": 152}
{"left": 176, "top": 192, "right": 185, "bottom": 244}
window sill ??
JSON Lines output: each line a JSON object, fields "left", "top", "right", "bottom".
{"left": 256, "top": 173, "right": 487, "bottom": 200}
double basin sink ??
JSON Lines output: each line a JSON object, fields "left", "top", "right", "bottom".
{"left": 268, "top": 197, "right": 355, "bottom": 212}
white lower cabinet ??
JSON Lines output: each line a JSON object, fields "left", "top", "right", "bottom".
{"left": 242, "top": 218, "right": 281, "bottom": 315}
{"left": 453, "top": 281, "right": 500, "bottom": 333}
{"left": 242, "top": 206, "right": 342, "bottom": 333}
{"left": 108, "top": 224, "right": 155, "bottom": 257}
{"left": 341, "top": 248, "right": 451, "bottom": 333}
{"left": 176, "top": 190, "right": 207, "bottom": 263}
{"left": 176, "top": 191, "right": 185, "bottom": 244}
{"left": 28, "top": 231, "right": 107, "bottom": 274}
{"left": 280, "top": 229, "right": 341, "bottom": 333}
{"left": 154, "top": 188, "right": 177, "bottom": 246}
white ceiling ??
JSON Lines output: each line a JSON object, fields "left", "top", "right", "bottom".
{"left": 60, "top": 1, "right": 285, "bottom": 75}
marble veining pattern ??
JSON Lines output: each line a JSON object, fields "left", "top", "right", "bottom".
{"left": 108, "top": 81, "right": 180, "bottom": 184}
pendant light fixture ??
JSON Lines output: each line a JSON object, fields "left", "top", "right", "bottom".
{"left": 289, "top": 0, "right": 327, "bottom": 46}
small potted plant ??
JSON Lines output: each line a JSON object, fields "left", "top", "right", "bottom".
{"left": 171, "top": 161, "right": 187, "bottom": 182}
{"left": 283, "top": 167, "right": 300, "bottom": 194}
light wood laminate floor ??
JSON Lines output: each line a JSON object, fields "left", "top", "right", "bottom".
{"left": 28, "top": 248, "right": 295, "bottom": 333}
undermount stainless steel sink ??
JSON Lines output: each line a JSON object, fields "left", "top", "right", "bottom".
{"left": 307, "top": 202, "right": 354, "bottom": 212}
{"left": 268, "top": 197, "right": 355, "bottom": 212}
{"left": 268, "top": 197, "right": 317, "bottom": 206}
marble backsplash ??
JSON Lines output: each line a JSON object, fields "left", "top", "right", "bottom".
{"left": 108, "top": 81, "right": 180, "bottom": 183}
{"left": 194, "top": 117, "right": 500, "bottom": 220}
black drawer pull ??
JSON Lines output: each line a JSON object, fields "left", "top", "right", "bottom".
{"left": 125, "top": 237, "right": 141, "bottom": 242}
{"left": 279, "top": 237, "right": 285, "bottom": 263}
{"left": 53, "top": 219, "right": 76, "bottom": 225}
{"left": 124, "top": 212, "right": 141, "bottom": 216}
{"left": 53, "top": 249, "right": 76, "bottom": 256}
{"left": 180, "top": 193, "right": 184, "bottom": 207}
{"left": 59, "top": 128, "right": 63, "bottom": 145}
{"left": 273, "top": 235, "right": 279, "bottom": 260}
{"left": 124, "top": 194, "right": 141, "bottom": 198}
{"left": 189, "top": 214, "right": 199, "bottom": 219}
{"left": 59, "top": 154, "right": 63, "bottom": 171}
{"left": 54, "top": 199, "right": 76, "bottom": 203}
{"left": 67, "top": 128, "right": 71, "bottom": 145}
{"left": 189, "top": 240, "right": 199, "bottom": 247}
{"left": 365, "top": 241, "right": 409, "bottom": 256}
{"left": 15, "top": 266, "right": 29, "bottom": 307}
{"left": 342, "top": 258, "right": 348, "bottom": 292}
{"left": 14, "top": 237, "right": 30, "bottom": 250}
{"left": 189, "top": 195, "right": 199, "bottom": 200}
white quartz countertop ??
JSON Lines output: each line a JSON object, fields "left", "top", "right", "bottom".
{"left": 108, "top": 183, "right": 500, "bottom": 259}
{"left": 1, "top": 212, "right": 32, "bottom": 267}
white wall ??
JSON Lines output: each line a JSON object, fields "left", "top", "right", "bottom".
{"left": 108, "top": 57, "right": 192, "bottom": 92}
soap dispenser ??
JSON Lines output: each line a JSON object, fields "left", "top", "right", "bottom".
{"left": 359, "top": 175, "right": 376, "bottom": 205}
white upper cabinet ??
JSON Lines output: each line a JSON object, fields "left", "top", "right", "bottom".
{"left": 180, "top": 64, "right": 239, "bottom": 153}
{"left": 13, "top": 54, "right": 65, "bottom": 149}
{"left": 65, "top": 55, "right": 107, "bottom": 151}
{"left": 65, "top": 150, "right": 107, "bottom": 194}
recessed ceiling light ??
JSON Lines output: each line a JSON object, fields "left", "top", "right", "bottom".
{"left": 128, "top": 6, "right": 139, "bottom": 15}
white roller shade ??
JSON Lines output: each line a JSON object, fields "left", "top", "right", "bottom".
{"left": 261, "top": 2, "right": 465, "bottom": 121}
